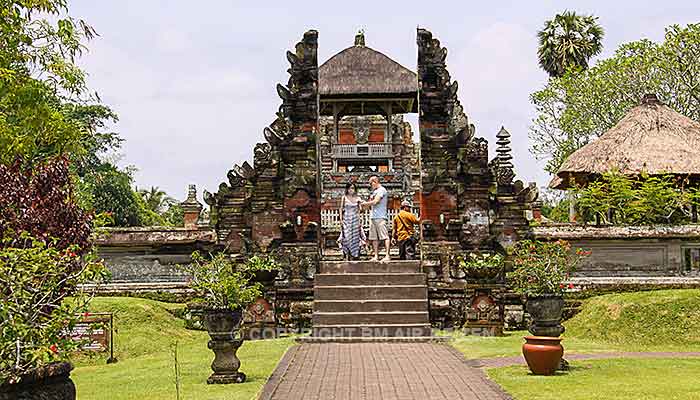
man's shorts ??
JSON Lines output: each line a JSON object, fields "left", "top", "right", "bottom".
{"left": 369, "top": 218, "right": 389, "bottom": 241}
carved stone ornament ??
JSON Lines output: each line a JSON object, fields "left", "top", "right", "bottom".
{"left": 353, "top": 118, "right": 371, "bottom": 144}
{"left": 253, "top": 143, "right": 272, "bottom": 170}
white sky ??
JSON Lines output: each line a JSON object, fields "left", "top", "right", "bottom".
{"left": 71, "top": 0, "right": 699, "bottom": 201}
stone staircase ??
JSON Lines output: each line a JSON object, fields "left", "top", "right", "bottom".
{"left": 307, "top": 260, "right": 436, "bottom": 341}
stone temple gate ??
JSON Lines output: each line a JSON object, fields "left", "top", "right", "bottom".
{"left": 202, "top": 29, "right": 538, "bottom": 335}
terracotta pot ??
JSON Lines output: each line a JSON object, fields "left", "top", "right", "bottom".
{"left": 202, "top": 309, "right": 246, "bottom": 384}
{"left": 526, "top": 295, "right": 565, "bottom": 337}
{"left": 0, "top": 362, "right": 75, "bottom": 400}
{"left": 522, "top": 336, "right": 564, "bottom": 376}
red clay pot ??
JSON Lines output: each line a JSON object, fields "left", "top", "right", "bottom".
{"left": 522, "top": 336, "right": 563, "bottom": 375}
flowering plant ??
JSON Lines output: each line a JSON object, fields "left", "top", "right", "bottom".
{"left": 507, "top": 240, "right": 590, "bottom": 297}
{"left": 0, "top": 234, "right": 107, "bottom": 385}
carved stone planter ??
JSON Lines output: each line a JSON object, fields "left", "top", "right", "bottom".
{"left": 0, "top": 362, "right": 75, "bottom": 400}
{"left": 203, "top": 309, "right": 246, "bottom": 384}
{"left": 522, "top": 336, "right": 563, "bottom": 376}
{"left": 526, "top": 294, "right": 565, "bottom": 337}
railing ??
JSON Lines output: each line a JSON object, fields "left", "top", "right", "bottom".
{"left": 332, "top": 143, "right": 392, "bottom": 158}
{"left": 321, "top": 208, "right": 420, "bottom": 230}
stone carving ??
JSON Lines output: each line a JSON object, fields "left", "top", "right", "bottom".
{"left": 253, "top": 143, "right": 272, "bottom": 170}
{"left": 353, "top": 118, "right": 371, "bottom": 144}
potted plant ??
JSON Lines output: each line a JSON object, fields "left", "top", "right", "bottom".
{"left": 246, "top": 254, "right": 281, "bottom": 283}
{"left": 507, "top": 240, "right": 589, "bottom": 375}
{"left": 0, "top": 236, "right": 106, "bottom": 400}
{"left": 181, "top": 251, "right": 263, "bottom": 384}
{"left": 458, "top": 252, "right": 505, "bottom": 282}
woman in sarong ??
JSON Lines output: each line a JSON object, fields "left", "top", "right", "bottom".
{"left": 337, "top": 182, "right": 366, "bottom": 260}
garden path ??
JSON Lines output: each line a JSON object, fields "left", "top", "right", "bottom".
{"left": 259, "top": 342, "right": 512, "bottom": 400}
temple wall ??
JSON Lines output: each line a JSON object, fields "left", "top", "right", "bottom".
{"left": 533, "top": 225, "right": 700, "bottom": 277}
{"left": 95, "top": 227, "right": 216, "bottom": 283}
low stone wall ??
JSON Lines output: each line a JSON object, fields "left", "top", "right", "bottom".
{"left": 95, "top": 227, "right": 216, "bottom": 283}
{"left": 533, "top": 224, "right": 700, "bottom": 277}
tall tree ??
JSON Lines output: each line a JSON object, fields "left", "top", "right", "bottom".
{"left": 537, "top": 11, "right": 604, "bottom": 78}
{"left": 139, "top": 186, "right": 172, "bottom": 214}
{"left": 530, "top": 23, "right": 700, "bottom": 174}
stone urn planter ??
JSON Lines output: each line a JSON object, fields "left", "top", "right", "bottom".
{"left": 522, "top": 336, "right": 564, "bottom": 376}
{"left": 526, "top": 294, "right": 565, "bottom": 337}
{"left": 202, "top": 309, "right": 246, "bottom": 384}
{"left": 0, "top": 362, "right": 75, "bottom": 400}
{"left": 253, "top": 269, "right": 278, "bottom": 283}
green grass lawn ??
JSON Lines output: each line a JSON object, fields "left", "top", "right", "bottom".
{"left": 489, "top": 358, "right": 700, "bottom": 400}
{"left": 450, "top": 289, "right": 700, "bottom": 359}
{"left": 71, "top": 297, "right": 294, "bottom": 400}
{"left": 474, "top": 289, "right": 700, "bottom": 400}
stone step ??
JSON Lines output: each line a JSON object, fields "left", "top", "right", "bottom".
{"left": 320, "top": 261, "right": 421, "bottom": 274}
{"left": 314, "top": 285, "right": 427, "bottom": 301}
{"left": 315, "top": 273, "right": 426, "bottom": 286}
{"left": 313, "top": 311, "right": 429, "bottom": 325}
{"left": 314, "top": 299, "right": 428, "bottom": 313}
{"left": 312, "top": 324, "right": 432, "bottom": 338}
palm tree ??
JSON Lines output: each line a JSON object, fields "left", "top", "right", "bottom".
{"left": 537, "top": 11, "right": 604, "bottom": 78}
{"left": 138, "top": 186, "right": 173, "bottom": 214}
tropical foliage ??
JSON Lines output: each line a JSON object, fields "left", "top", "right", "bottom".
{"left": 507, "top": 240, "right": 589, "bottom": 297}
{"left": 0, "top": 235, "right": 107, "bottom": 385}
{"left": 180, "top": 252, "right": 272, "bottom": 311}
{"left": 537, "top": 11, "right": 604, "bottom": 78}
{"left": 458, "top": 252, "right": 505, "bottom": 281}
{"left": 531, "top": 23, "right": 700, "bottom": 174}
{"left": 573, "top": 171, "right": 700, "bottom": 225}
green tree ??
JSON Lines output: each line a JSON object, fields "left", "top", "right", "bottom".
{"left": 537, "top": 11, "right": 604, "bottom": 78}
{"left": 531, "top": 23, "right": 700, "bottom": 174}
{"left": 0, "top": 0, "right": 101, "bottom": 165}
{"left": 139, "top": 186, "right": 174, "bottom": 214}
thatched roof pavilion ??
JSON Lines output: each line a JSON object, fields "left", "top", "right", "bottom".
{"left": 550, "top": 94, "right": 700, "bottom": 189}
{"left": 318, "top": 32, "right": 418, "bottom": 117}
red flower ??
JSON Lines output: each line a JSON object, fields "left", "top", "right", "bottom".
{"left": 568, "top": 283, "right": 575, "bottom": 289}
{"left": 49, "top": 344, "right": 58, "bottom": 354}
{"left": 559, "top": 283, "right": 565, "bottom": 289}
{"left": 83, "top": 312, "right": 91, "bottom": 317}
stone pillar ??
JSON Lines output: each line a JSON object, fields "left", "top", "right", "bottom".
{"left": 181, "top": 184, "right": 203, "bottom": 229}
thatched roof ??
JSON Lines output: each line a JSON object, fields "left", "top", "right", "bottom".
{"left": 551, "top": 94, "right": 700, "bottom": 189}
{"left": 319, "top": 33, "right": 417, "bottom": 98}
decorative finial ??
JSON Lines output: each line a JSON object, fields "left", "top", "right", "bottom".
{"left": 181, "top": 184, "right": 202, "bottom": 208}
{"left": 495, "top": 127, "right": 515, "bottom": 186}
{"left": 354, "top": 29, "right": 365, "bottom": 46}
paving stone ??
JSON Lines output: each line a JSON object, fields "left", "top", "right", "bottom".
{"left": 259, "top": 343, "right": 512, "bottom": 400}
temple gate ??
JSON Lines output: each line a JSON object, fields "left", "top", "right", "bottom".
{"left": 203, "top": 28, "right": 538, "bottom": 336}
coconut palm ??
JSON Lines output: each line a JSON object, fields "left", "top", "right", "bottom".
{"left": 537, "top": 11, "right": 604, "bottom": 78}
{"left": 138, "top": 186, "right": 174, "bottom": 214}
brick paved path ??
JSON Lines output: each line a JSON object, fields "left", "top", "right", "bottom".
{"left": 259, "top": 343, "right": 512, "bottom": 400}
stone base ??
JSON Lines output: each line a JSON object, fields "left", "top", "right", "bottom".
{"left": 207, "top": 372, "right": 246, "bottom": 385}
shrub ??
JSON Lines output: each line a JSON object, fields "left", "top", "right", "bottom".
{"left": 180, "top": 252, "right": 263, "bottom": 311}
{"left": 0, "top": 235, "right": 107, "bottom": 385}
{"left": 0, "top": 157, "right": 92, "bottom": 253}
{"left": 574, "top": 171, "right": 700, "bottom": 225}
{"left": 507, "top": 240, "right": 589, "bottom": 297}
{"left": 458, "top": 252, "right": 505, "bottom": 280}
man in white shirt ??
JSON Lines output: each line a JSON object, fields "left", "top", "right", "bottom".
{"left": 362, "top": 175, "right": 390, "bottom": 263}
